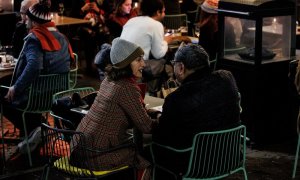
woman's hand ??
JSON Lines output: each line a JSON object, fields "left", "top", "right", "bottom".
{"left": 147, "top": 109, "right": 162, "bottom": 119}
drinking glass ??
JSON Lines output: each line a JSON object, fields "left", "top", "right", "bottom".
{"left": 195, "top": 25, "right": 200, "bottom": 37}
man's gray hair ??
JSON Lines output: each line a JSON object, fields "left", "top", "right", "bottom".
{"left": 174, "top": 43, "right": 210, "bottom": 70}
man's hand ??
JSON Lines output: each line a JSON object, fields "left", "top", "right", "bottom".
{"left": 147, "top": 109, "right": 162, "bottom": 119}
{"left": 5, "top": 86, "right": 15, "bottom": 102}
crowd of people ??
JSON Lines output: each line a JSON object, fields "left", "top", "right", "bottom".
{"left": 0, "top": 0, "right": 244, "bottom": 179}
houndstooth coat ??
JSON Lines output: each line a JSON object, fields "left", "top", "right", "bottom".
{"left": 70, "top": 77, "right": 155, "bottom": 171}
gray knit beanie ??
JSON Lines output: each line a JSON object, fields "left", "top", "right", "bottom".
{"left": 110, "top": 38, "right": 144, "bottom": 69}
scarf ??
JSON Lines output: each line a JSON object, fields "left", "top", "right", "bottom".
{"left": 30, "top": 22, "right": 74, "bottom": 60}
{"left": 125, "top": 77, "right": 145, "bottom": 106}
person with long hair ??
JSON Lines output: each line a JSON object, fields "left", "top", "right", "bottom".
{"left": 106, "top": 0, "right": 138, "bottom": 39}
{"left": 71, "top": 38, "right": 159, "bottom": 180}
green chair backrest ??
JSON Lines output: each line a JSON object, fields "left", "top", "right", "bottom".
{"left": 163, "top": 14, "right": 188, "bottom": 30}
{"left": 41, "top": 123, "right": 132, "bottom": 180}
{"left": 22, "top": 73, "right": 70, "bottom": 112}
{"left": 52, "top": 87, "right": 95, "bottom": 103}
{"left": 183, "top": 125, "right": 247, "bottom": 180}
{"left": 69, "top": 53, "right": 78, "bottom": 89}
{"left": 51, "top": 87, "right": 96, "bottom": 130}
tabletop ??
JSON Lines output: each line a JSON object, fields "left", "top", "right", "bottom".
{"left": 0, "top": 57, "right": 15, "bottom": 79}
{"left": 0, "top": 68, "right": 13, "bottom": 79}
{"left": 144, "top": 95, "right": 164, "bottom": 109}
{"left": 70, "top": 95, "right": 164, "bottom": 115}
{"left": 51, "top": 13, "right": 91, "bottom": 26}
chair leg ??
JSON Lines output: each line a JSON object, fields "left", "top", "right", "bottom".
{"left": 41, "top": 164, "right": 50, "bottom": 180}
{"left": 242, "top": 168, "right": 248, "bottom": 180}
{"left": 293, "top": 134, "right": 300, "bottom": 178}
{"left": 1, "top": 104, "right": 6, "bottom": 169}
{"left": 22, "top": 113, "right": 33, "bottom": 167}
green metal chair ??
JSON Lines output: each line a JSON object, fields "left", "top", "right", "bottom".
{"left": 292, "top": 101, "right": 300, "bottom": 178}
{"left": 293, "top": 133, "right": 300, "bottom": 178}
{"left": 151, "top": 125, "right": 248, "bottom": 180}
{"left": 41, "top": 123, "right": 135, "bottom": 180}
{"left": 50, "top": 87, "right": 96, "bottom": 130}
{"left": 69, "top": 53, "right": 78, "bottom": 89}
{"left": 163, "top": 14, "right": 188, "bottom": 30}
{"left": 1, "top": 73, "right": 70, "bottom": 167}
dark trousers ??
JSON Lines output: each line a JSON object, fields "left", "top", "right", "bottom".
{"left": 0, "top": 86, "right": 41, "bottom": 136}
{"left": 2, "top": 104, "right": 41, "bottom": 136}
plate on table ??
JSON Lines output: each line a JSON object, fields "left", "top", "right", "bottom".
{"left": 0, "top": 62, "right": 15, "bottom": 71}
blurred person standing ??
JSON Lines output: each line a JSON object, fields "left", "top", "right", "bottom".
{"left": 198, "top": 0, "right": 219, "bottom": 61}
{"left": 70, "top": 0, "right": 112, "bottom": 75}
{"left": 2, "top": 0, "right": 73, "bottom": 139}
{"left": 152, "top": 43, "right": 241, "bottom": 178}
{"left": 71, "top": 38, "right": 159, "bottom": 180}
{"left": 198, "top": 0, "right": 236, "bottom": 61}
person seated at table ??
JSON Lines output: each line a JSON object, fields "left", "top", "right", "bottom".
{"left": 70, "top": 0, "right": 112, "bottom": 75}
{"left": 12, "top": 0, "right": 39, "bottom": 58}
{"left": 1, "top": 0, "right": 73, "bottom": 146}
{"left": 152, "top": 43, "right": 241, "bottom": 179}
{"left": 198, "top": 0, "right": 236, "bottom": 61}
{"left": 70, "top": 38, "right": 159, "bottom": 180}
{"left": 94, "top": 43, "right": 112, "bottom": 80}
{"left": 120, "top": 0, "right": 191, "bottom": 96}
{"left": 106, "top": 0, "right": 138, "bottom": 40}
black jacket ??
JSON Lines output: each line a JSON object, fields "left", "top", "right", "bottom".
{"left": 152, "top": 69, "right": 241, "bottom": 176}
{"left": 153, "top": 69, "right": 240, "bottom": 149}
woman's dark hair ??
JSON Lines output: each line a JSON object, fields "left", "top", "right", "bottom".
{"left": 106, "top": 64, "right": 133, "bottom": 81}
{"left": 140, "top": 0, "right": 164, "bottom": 17}
{"left": 114, "top": 0, "right": 127, "bottom": 15}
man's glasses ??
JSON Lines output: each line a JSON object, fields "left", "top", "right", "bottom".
{"left": 170, "top": 60, "right": 181, "bottom": 66}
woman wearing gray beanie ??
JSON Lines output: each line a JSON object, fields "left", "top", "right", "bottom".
{"left": 71, "top": 38, "right": 158, "bottom": 180}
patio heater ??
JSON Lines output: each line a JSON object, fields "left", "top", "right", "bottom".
{"left": 217, "top": 0, "right": 296, "bottom": 145}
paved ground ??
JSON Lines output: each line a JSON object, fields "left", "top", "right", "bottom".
{"left": 0, "top": 140, "right": 297, "bottom": 179}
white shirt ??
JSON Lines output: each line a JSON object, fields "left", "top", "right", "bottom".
{"left": 121, "top": 16, "right": 168, "bottom": 60}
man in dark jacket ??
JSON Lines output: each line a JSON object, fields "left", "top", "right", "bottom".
{"left": 152, "top": 43, "right": 241, "bottom": 178}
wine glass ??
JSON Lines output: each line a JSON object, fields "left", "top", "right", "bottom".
{"left": 58, "top": 3, "right": 64, "bottom": 16}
